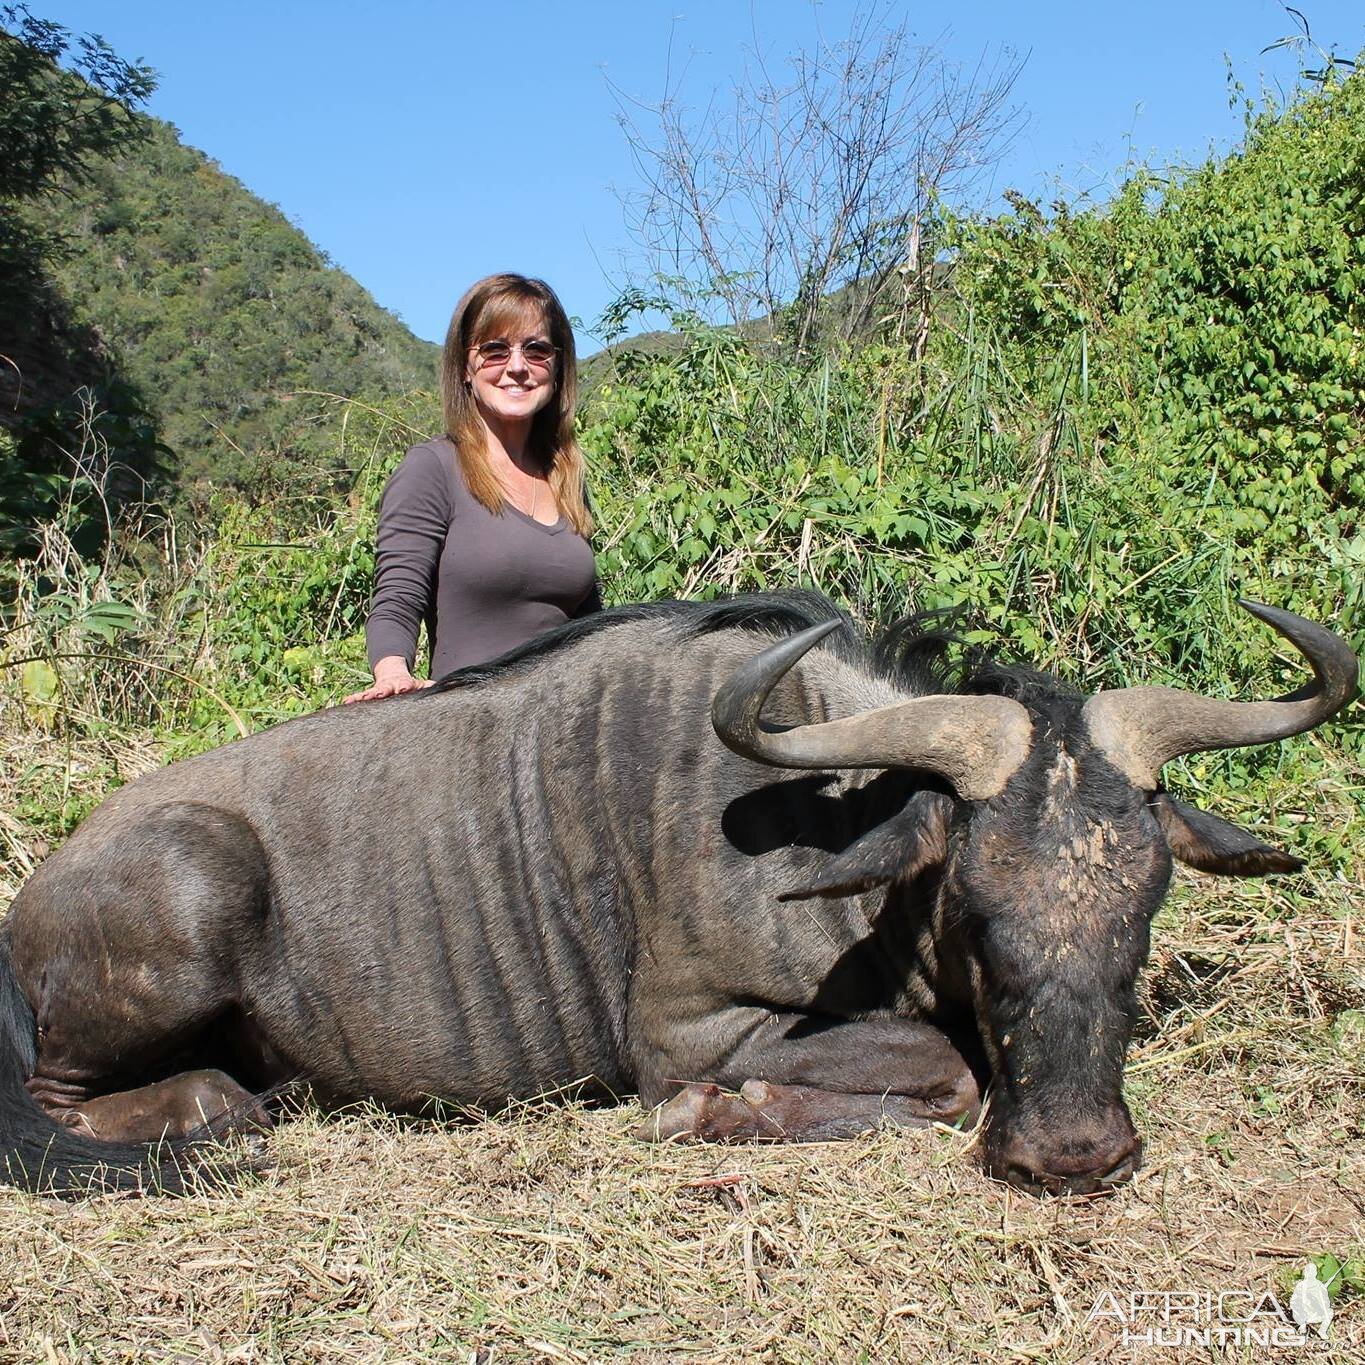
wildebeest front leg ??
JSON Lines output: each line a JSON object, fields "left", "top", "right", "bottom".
{"left": 637, "top": 1079, "right": 966, "bottom": 1142}
{"left": 636, "top": 1012, "right": 979, "bottom": 1143}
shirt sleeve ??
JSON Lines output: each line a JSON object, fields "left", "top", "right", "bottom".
{"left": 365, "top": 445, "right": 452, "bottom": 671}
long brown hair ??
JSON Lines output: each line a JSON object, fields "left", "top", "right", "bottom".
{"left": 440, "top": 273, "right": 593, "bottom": 537}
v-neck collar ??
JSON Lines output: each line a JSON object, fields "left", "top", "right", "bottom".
{"left": 504, "top": 501, "right": 568, "bottom": 536}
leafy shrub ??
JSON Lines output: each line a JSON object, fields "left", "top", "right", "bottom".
{"left": 3, "top": 66, "right": 1361, "bottom": 860}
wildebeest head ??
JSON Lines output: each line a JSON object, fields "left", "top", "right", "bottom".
{"left": 712, "top": 602, "right": 1358, "bottom": 1194}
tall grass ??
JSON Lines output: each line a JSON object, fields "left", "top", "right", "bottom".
{"left": 3, "top": 71, "right": 1363, "bottom": 864}
{"left": 585, "top": 320, "right": 1360, "bottom": 692}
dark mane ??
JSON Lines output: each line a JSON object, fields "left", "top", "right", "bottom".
{"left": 427, "top": 591, "right": 861, "bottom": 695}
{"left": 873, "top": 608, "right": 1079, "bottom": 707}
{"left": 427, "top": 589, "right": 1078, "bottom": 707}
{"left": 872, "top": 609, "right": 967, "bottom": 696}
{"left": 961, "top": 658, "right": 1082, "bottom": 707}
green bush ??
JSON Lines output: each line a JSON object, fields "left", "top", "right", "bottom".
{"left": 3, "top": 67, "right": 1361, "bottom": 857}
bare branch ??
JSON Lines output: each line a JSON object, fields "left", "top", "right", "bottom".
{"left": 612, "top": 6, "right": 1023, "bottom": 351}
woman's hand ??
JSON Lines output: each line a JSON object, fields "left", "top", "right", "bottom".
{"left": 342, "top": 657, "right": 436, "bottom": 704}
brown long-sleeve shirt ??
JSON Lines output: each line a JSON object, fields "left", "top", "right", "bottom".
{"left": 365, "top": 437, "right": 600, "bottom": 679}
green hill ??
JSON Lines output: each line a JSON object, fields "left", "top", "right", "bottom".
{"left": 7, "top": 115, "right": 437, "bottom": 491}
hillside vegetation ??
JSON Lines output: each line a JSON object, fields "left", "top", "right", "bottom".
{"left": 27, "top": 118, "right": 437, "bottom": 487}
{"left": 1, "top": 7, "right": 435, "bottom": 545}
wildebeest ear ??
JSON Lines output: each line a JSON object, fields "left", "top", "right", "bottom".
{"left": 1149, "top": 792, "right": 1304, "bottom": 877}
{"left": 779, "top": 791, "right": 952, "bottom": 901}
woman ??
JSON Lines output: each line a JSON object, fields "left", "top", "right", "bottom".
{"left": 345, "top": 274, "right": 600, "bottom": 702}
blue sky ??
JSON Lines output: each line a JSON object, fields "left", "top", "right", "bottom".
{"left": 33, "top": 2, "right": 1365, "bottom": 351}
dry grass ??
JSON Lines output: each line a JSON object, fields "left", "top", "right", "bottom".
{"left": 0, "top": 733, "right": 1361, "bottom": 1362}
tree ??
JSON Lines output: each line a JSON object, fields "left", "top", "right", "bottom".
{"left": 614, "top": 7, "right": 1022, "bottom": 354}
{"left": 0, "top": 3, "right": 155, "bottom": 204}
{"left": 0, "top": 5, "right": 161, "bottom": 550}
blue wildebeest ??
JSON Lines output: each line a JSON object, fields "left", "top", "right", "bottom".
{"left": 0, "top": 593, "right": 1356, "bottom": 1195}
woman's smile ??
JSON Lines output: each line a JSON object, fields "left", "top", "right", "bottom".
{"left": 466, "top": 327, "right": 558, "bottom": 424}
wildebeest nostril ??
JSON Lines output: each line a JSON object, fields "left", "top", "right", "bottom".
{"left": 992, "top": 1125, "right": 1142, "bottom": 1195}
{"left": 1002, "top": 1156, "right": 1135, "bottom": 1196}
{"left": 1100, "top": 1137, "right": 1144, "bottom": 1184}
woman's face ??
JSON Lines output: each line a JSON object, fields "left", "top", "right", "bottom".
{"left": 465, "top": 308, "right": 558, "bottom": 429}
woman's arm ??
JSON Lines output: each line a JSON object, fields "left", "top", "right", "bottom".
{"left": 344, "top": 445, "right": 450, "bottom": 703}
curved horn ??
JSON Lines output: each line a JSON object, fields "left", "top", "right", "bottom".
{"left": 1082, "top": 600, "right": 1359, "bottom": 789}
{"left": 711, "top": 621, "right": 1033, "bottom": 801}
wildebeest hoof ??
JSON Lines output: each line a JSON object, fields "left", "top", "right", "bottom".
{"left": 923, "top": 1068, "right": 981, "bottom": 1126}
{"left": 634, "top": 1077, "right": 978, "bottom": 1145}
{"left": 633, "top": 1082, "right": 785, "bottom": 1143}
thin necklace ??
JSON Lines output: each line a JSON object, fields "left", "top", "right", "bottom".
{"left": 500, "top": 462, "right": 541, "bottom": 519}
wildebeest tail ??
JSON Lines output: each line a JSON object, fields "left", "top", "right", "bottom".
{"left": 0, "top": 936, "right": 206, "bottom": 1196}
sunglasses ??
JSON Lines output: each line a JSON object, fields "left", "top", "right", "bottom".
{"left": 470, "top": 338, "right": 558, "bottom": 369}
